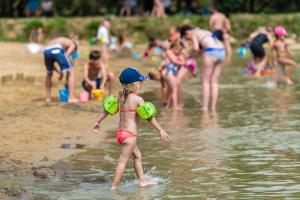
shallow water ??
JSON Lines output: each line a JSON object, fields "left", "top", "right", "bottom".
{"left": 2, "top": 60, "right": 300, "bottom": 199}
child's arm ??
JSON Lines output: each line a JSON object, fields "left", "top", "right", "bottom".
{"left": 147, "top": 117, "right": 171, "bottom": 141}
{"left": 136, "top": 97, "right": 170, "bottom": 141}
{"left": 53, "top": 65, "right": 63, "bottom": 81}
{"left": 66, "top": 42, "right": 77, "bottom": 56}
{"left": 166, "top": 50, "right": 185, "bottom": 66}
{"left": 84, "top": 62, "right": 96, "bottom": 89}
{"left": 285, "top": 42, "right": 293, "bottom": 57}
{"left": 270, "top": 43, "right": 277, "bottom": 66}
{"left": 92, "top": 111, "right": 109, "bottom": 133}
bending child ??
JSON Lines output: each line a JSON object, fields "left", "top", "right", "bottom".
{"left": 161, "top": 41, "right": 186, "bottom": 110}
{"left": 92, "top": 67, "right": 170, "bottom": 190}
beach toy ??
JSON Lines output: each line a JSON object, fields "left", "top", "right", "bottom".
{"left": 99, "top": 35, "right": 105, "bottom": 44}
{"left": 261, "top": 66, "right": 275, "bottom": 76}
{"left": 186, "top": 58, "right": 197, "bottom": 75}
{"left": 92, "top": 89, "right": 105, "bottom": 101}
{"left": 124, "top": 42, "right": 133, "bottom": 49}
{"left": 26, "top": 43, "right": 42, "bottom": 54}
{"left": 137, "top": 102, "right": 157, "bottom": 120}
{"left": 133, "top": 53, "right": 142, "bottom": 59}
{"left": 59, "top": 88, "right": 69, "bottom": 102}
{"left": 144, "top": 51, "right": 149, "bottom": 57}
{"left": 110, "top": 36, "right": 118, "bottom": 51}
{"left": 79, "top": 91, "right": 89, "bottom": 103}
{"left": 274, "top": 26, "right": 287, "bottom": 37}
{"left": 103, "top": 95, "right": 119, "bottom": 115}
{"left": 89, "top": 37, "right": 96, "bottom": 45}
{"left": 238, "top": 46, "right": 248, "bottom": 57}
{"left": 154, "top": 47, "right": 163, "bottom": 55}
{"left": 69, "top": 51, "right": 80, "bottom": 60}
{"left": 150, "top": 55, "right": 158, "bottom": 62}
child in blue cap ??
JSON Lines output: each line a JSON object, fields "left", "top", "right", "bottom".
{"left": 92, "top": 67, "right": 170, "bottom": 190}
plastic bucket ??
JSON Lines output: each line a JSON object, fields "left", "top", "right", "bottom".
{"left": 59, "top": 88, "right": 69, "bottom": 102}
{"left": 79, "top": 91, "right": 89, "bottom": 103}
{"left": 92, "top": 89, "right": 104, "bottom": 101}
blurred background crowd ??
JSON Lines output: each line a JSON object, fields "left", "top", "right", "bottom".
{"left": 2, "top": 0, "right": 300, "bottom": 18}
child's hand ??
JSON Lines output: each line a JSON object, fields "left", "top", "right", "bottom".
{"left": 159, "top": 130, "right": 171, "bottom": 141}
{"left": 58, "top": 72, "right": 63, "bottom": 81}
{"left": 92, "top": 121, "right": 100, "bottom": 133}
{"left": 91, "top": 82, "right": 97, "bottom": 90}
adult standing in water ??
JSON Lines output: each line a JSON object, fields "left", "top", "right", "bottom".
{"left": 179, "top": 25, "right": 226, "bottom": 111}
{"left": 43, "top": 37, "right": 78, "bottom": 103}
{"left": 209, "top": 8, "right": 232, "bottom": 64}
{"left": 248, "top": 27, "right": 273, "bottom": 77}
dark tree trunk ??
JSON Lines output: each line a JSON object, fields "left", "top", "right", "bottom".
{"left": 249, "top": 0, "right": 255, "bottom": 13}
{"left": 257, "top": 0, "right": 273, "bottom": 13}
{"left": 176, "top": 0, "right": 182, "bottom": 13}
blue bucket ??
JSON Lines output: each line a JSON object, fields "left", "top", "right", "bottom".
{"left": 59, "top": 88, "right": 69, "bottom": 102}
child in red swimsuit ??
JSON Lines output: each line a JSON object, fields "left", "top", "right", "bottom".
{"left": 92, "top": 67, "right": 170, "bottom": 190}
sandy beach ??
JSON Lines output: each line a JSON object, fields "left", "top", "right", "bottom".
{"left": 0, "top": 41, "right": 154, "bottom": 174}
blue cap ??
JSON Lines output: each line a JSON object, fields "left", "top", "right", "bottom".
{"left": 119, "top": 67, "right": 149, "bottom": 84}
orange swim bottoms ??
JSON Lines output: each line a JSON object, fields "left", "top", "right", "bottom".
{"left": 116, "top": 129, "right": 137, "bottom": 144}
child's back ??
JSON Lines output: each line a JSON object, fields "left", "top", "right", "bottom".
{"left": 119, "top": 93, "right": 143, "bottom": 133}
{"left": 274, "top": 39, "right": 288, "bottom": 58}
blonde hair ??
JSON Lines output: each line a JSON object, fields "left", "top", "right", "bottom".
{"left": 118, "top": 82, "right": 140, "bottom": 103}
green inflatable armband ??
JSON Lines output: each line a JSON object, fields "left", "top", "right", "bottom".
{"left": 103, "top": 96, "right": 119, "bottom": 115}
{"left": 137, "top": 102, "right": 157, "bottom": 120}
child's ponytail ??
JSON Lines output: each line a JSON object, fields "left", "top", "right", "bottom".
{"left": 118, "top": 83, "right": 138, "bottom": 103}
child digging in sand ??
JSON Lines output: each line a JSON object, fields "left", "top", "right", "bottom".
{"left": 92, "top": 67, "right": 171, "bottom": 190}
{"left": 82, "top": 50, "right": 114, "bottom": 96}
{"left": 273, "top": 26, "right": 297, "bottom": 85}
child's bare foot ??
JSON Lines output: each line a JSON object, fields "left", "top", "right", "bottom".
{"left": 285, "top": 77, "right": 293, "bottom": 85}
{"left": 175, "top": 106, "right": 182, "bottom": 111}
{"left": 139, "top": 180, "right": 157, "bottom": 187}
{"left": 110, "top": 185, "right": 117, "bottom": 190}
{"left": 58, "top": 73, "right": 63, "bottom": 81}
{"left": 45, "top": 98, "right": 51, "bottom": 103}
{"left": 201, "top": 107, "right": 208, "bottom": 112}
{"left": 254, "top": 72, "right": 261, "bottom": 78}
{"left": 68, "top": 98, "right": 79, "bottom": 103}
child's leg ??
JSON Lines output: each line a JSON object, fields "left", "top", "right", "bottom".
{"left": 280, "top": 57, "right": 297, "bottom": 84}
{"left": 67, "top": 68, "right": 77, "bottom": 102}
{"left": 45, "top": 72, "right": 53, "bottom": 103}
{"left": 165, "top": 74, "right": 179, "bottom": 110}
{"left": 211, "top": 61, "right": 225, "bottom": 111}
{"left": 201, "top": 56, "right": 215, "bottom": 111}
{"left": 254, "top": 56, "right": 267, "bottom": 77}
{"left": 106, "top": 72, "right": 115, "bottom": 95}
{"left": 132, "top": 145, "right": 148, "bottom": 187}
{"left": 224, "top": 33, "right": 232, "bottom": 64}
{"left": 176, "top": 67, "right": 188, "bottom": 107}
{"left": 160, "top": 79, "right": 168, "bottom": 106}
{"left": 111, "top": 140, "right": 135, "bottom": 190}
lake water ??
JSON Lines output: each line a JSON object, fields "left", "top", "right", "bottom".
{"left": 2, "top": 58, "right": 300, "bottom": 199}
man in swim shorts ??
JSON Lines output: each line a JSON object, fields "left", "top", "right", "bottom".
{"left": 43, "top": 37, "right": 78, "bottom": 103}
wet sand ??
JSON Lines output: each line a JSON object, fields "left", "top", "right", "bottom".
{"left": 0, "top": 42, "right": 154, "bottom": 177}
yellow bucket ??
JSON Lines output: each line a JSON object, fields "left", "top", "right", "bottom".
{"left": 92, "top": 89, "right": 105, "bottom": 101}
